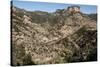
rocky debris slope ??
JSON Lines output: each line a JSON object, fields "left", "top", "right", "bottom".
{"left": 11, "top": 6, "right": 97, "bottom": 66}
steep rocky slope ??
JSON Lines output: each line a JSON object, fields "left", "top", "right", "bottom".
{"left": 11, "top": 6, "right": 97, "bottom": 66}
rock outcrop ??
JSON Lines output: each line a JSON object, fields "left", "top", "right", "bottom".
{"left": 11, "top": 5, "right": 97, "bottom": 66}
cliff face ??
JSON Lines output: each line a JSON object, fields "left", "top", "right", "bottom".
{"left": 11, "top": 6, "right": 97, "bottom": 66}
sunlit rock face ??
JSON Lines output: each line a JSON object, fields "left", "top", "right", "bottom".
{"left": 67, "top": 6, "right": 80, "bottom": 14}
{"left": 11, "top": 5, "right": 97, "bottom": 66}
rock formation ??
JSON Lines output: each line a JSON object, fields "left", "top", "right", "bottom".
{"left": 67, "top": 6, "right": 80, "bottom": 14}
{"left": 11, "top": 5, "right": 97, "bottom": 66}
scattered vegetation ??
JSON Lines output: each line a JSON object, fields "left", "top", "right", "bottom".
{"left": 11, "top": 5, "right": 97, "bottom": 66}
